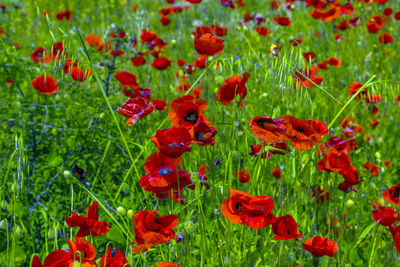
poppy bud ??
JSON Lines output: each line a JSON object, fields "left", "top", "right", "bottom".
{"left": 346, "top": 199, "right": 354, "bottom": 208}
{"left": 0, "top": 219, "right": 7, "bottom": 230}
{"left": 375, "top": 152, "right": 381, "bottom": 159}
{"left": 185, "top": 221, "right": 195, "bottom": 233}
{"left": 236, "top": 169, "right": 250, "bottom": 183}
{"left": 171, "top": 39, "right": 176, "bottom": 45}
{"left": 14, "top": 225, "right": 22, "bottom": 236}
{"left": 1, "top": 200, "right": 8, "bottom": 209}
{"left": 121, "top": 182, "right": 130, "bottom": 194}
{"left": 63, "top": 170, "right": 71, "bottom": 179}
{"left": 99, "top": 112, "right": 105, "bottom": 119}
{"left": 48, "top": 229, "right": 55, "bottom": 239}
{"left": 117, "top": 206, "right": 126, "bottom": 216}
{"left": 127, "top": 209, "right": 134, "bottom": 219}
{"left": 272, "top": 168, "right": 281, "bottom": 179}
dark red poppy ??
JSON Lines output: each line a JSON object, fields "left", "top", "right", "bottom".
{"left": 272, "top": 168, "right": 281, "bottom": 179}
{"left": 294, "top": 66, "right": 323, "bottom": 89}
{"left": 281, "top": 115, "right": 329, "bottom": 151}
{"left": 365, "top": 94, "right": 383, "bottom": 105}
{"left": 235, "top": 169, "right": 250, "bottom": 183}
{"left": 216, "top": 72, "right": 250, "bottom": 108}
{"left": 168, "top": 95, "right": 208, "bottom": 133}
{"left": 152, "top": 99, "right": 167, "bottom": 111}
{"left": 321, "top": 137, "right": 358, "bottom": 155}
{"left": 383, "top": 183, "right": 400, "bottom": 206}
{"left": 140, "top": 29, "right": 157, "bottom": 43}
{"left": 32, "top": 75, "right": 59, "bottom": 95}
{"left": 110, "top": 49, "right": 125, "bottom": 56}
{"left": 303, "top": 52, "right": 316, "bottom": 62}
{"left": 192, "top": 120, "right": 217, "bottom": 146}
{"left": 383, "top": 8, "right": 393, "bottom": 17}
{"left": 273, "top": 17, "right": 291, "bottom": 26}
{"left": 151, "top": 127, "right": 192, "bottom": 158}
{"left": 395, "top": 12, "right": 400, "bottom": 21}
{"left": 372, "top": 206, "right": 400, "bottom": 226}
{"left": 302, "top": 236, "right": 338, "bottom": 257}
{"left": 379, "top": 33, "right": 393, "bottom": 44}
{"left": 51, "top": 42, "right": 65, "bottom": 60}
{"left": 56, "top": 10, "right": 71, "bottom": 21}
{"left": 100, "top": 248, "right": 130, "bottom": 267}
{"left": 133, "top": 210, "right": 179, "bottom": 253}
{"left": 185, "top": 0, "right": 202, "bottom": 3}
{"left": 65, "top": 201, "right": 109, "bottom": 237}
{"left": 366, "top": 16, "right": 386, "bottom": 33}
{"left": 348, "top": 81, "right": 367, "bottom": 99}
{"left": 312, "top": 187, "right": 330, "bottom": 203}
{"left": 310, "top": 7, "right": 341, "bottom": 22}
{"left": 194, "top": 33, "right": 224, "bottom": 56}
{"left": 31, "top": 250, "right": 72, "bottom": 267}
{"left": 117, "top": 97, "right": 155, "bottom": 126}
{"left": 364, "top": 162, "right": 379, "bottom": 176}
{"left": 211, "top": 24, "right": 228, "bottom": 37}
{"left": 150, "top": 57, "right": 172, "bottom": 70}
{"left": 249, "top": 116, "right": 287, "bottom": 144}
{"left": 326, "top": 57, "right": 341, "bottom": 67}
{"left": 221, "top": 188, "right": 276, "bottom": 229}
{"left": 255, "top": 26, "right": 269, "bottom": 37}
{"left": 317, "top": 61, "right": 329, "bottom": 70}
{"left": 131, "top": 56, "right": 146, "bottom": 66}
{"left": 290, "top": 39, "right": 302, "bottom": 46}
{"left": 115, "top": 71, "right": 139, "bottom": 88}
{"left": 305, "top": 0, "right": 328, "bottom": 9}
{"left": 272, "top": 215, "right": 303, "bottom": 240}
{"left": 30, "top": 47, "right": 51, "bottom": 63}
{"left": 71, "top": 66, "right": 92, "bottom": 81}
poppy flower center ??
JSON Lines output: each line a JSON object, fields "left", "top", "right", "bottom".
{"left": 393, "top": 187, "right": 400, "bottom": 198}
{"left": 195, "top": 132, "right": 206, "bottom": 142}
{"left": 184, "top": 111, "right": 198, "bottom": 124}
{"left": 36, "top": 52, "right": 43, "bottom": 58}
{"left": 286, "top": 230, "right": 291, "bottom": 235}
{"left": 159, "top": 167, "right": 173, "bottom": 176}
{"left": 169, "top": 142, "right": 184, "bottom": 148}
{"left": 294, "top": 126, "right": 306, "bottom": 134}
{"left": 111, "top": 249, "right": 117, "bottom": 257}
{"left": 257, "top": 119, "right": 271, "bottom": 128}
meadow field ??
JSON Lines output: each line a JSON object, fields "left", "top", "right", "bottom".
{"left": 1, "top": 0, "right": 400, "bottom": 266}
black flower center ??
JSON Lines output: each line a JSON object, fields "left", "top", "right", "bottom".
{"left": 236, "top": 203, "right": 242, "bottom": 212}
{"left": 393, "top": 187, "right": 400, "bottom": 198}
{"left": 184, "top": 112, "right": 198, "bottom": 124}
{"left": 195, "top": 132, "right": 205, "bottom": 142}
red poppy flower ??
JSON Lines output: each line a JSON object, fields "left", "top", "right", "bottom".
{"left": 65, "top": 201, "right": 109, "bottom": 237}
{"left": 272, "top": 215, "right": 303, "bottom": 240}
{"left": 152, "top": 99, "right": 167, "bottom": 111}
{"left": 303, "top": 52, "right": 316, "bottom": 63}
{"left": 249, "top": 116, "right": 287, "bottom": 144}
{"left": 100, "top": 248, "right": 129, "bottom": 267}
{"left": 211, "top": 24, "right": 228, "bottom": 37}
{"left": 235, "top": 169, "right": 250, "bottom": 183}
{"left": 317, "top": 62, "right": 329, "bottom": 69}
{"left": 115, "top": 71, "right": 139, "bottom": 88}
{"left": 273, "top": 17, "right": 291, "bottom": 26}
{"left": 71, "top": 66, "right": 92, "bottom": 81}
{"left": 151, "top": 127, "right": 192, "bottom": 158}
{"left": 326, "top": 57, "right": 341, "bottom": 67}
{"left": 51, "top": 42, "right": 65, "bottom": 60}
{"left": 305, "top": 0, "right": 328, "bottom": 9}
{"left": 365, "top": 94, "right": 383, "bottom": 105}
{"left": 192, "top": 120, "right": 217, "bottom": 146}
{"left": 86, "top": 33, "right": 103, "bottom": 49}
{"left": 185, "top": 0, "right": 202, "bottom": 3}
{"left": 157, "top": 262, "right": 179, "bottom": 267}
{"left": 272, "top": 168, "right": 281, "bottom": 179}
{"left": 168, "top": 95, "right": 208, "bottom": 132}
{"left": 110, "top": 49, "right": 124, "bottom": 56}
{"left": 372, "top": 206, "right": 400, "bottom": 226}
{"left": 383, "top": 8, "right": 393, "bottom": 17}
{"left": 221, "top": 188, "right": 276, "bottom": 229}
{"left": 150, "top": 57, "right": 172, "bottom": 70}
{"left": 31, "top": 251, "right": 72, "bottom": 267}
{"left": 249, "top": 141, "right": 290, "bottom": 159}
{"left": 317, "top": 148, "right": 353, "bottom": 173}
{"left": 140, "top": 29, "right": 157, "bottom": 43}
{"left": 118, "top": 96, "right": 154, "bottom": 125}
{"left": 294, "top": 66, "right": 323, "bottom": 89}
{"left": 383, "top": 183, "right": 400, "bottom": 206}
{"left": 310, "top": 7, "right": 341, "bottom": 22}
{"left": 131, "top": 56, "right": 146, "bottom": 66}
{"left": 67, "top": 236, "right": 97, "bottom": 265}
{"left": 364, "top": 162, "right": 379, "bottom": 176}
{"left": 384, "top": 160, "right": 392, "bottom": 167}
{"left": 216, "top": 72, "right": 250, "bottom": 108}
{"left": 390, "top": 225, "right": 400, "bottom": 252}
{"left": 312, "top": 187, "right": 330, "bottom": 203}
{"left": 395, "top": 12, "right": 400, "bottom": 21}
{"left": 194, "top": 33, "right": 224, "bottom": 56}
{"left": 56, "top": 10, "right": 71, "bottom": 21}
{"left": 30, "top": 47, "right": 51, "bottom": 63}
{"left": 290, "top": 39, "right": 302, "bottom": 46}
{"left": 321, "top": 137, "right": 358, "bottom": 155}
{"left": 32, "top": 75, "right": 59, "bottom": 95}
{"left": 379, "top": 33, "right": 393, "bottom": 44}
{"left": 133, "top": 210, "right": 179, "bottom": 253}
{"left": 302, "top": 236, "right": 338, "bottom": 257}
{"left": 366, "top": 16, "right": 386, "bottom": 33}
{"left": 348, "top": 81, "right": 367, "bottom": 99}
{"left": 281, "top": 115, "right": 329, "bottom": 151}
{"left": 255, "top": 26, "right": 269, "bottom": 37}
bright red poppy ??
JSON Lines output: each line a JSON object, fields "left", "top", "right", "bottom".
{"left": 348, "top": 81, "right": 367, "bottom": 99}
{"left": 294, "top": 66, "right": 323, "bottom": 89}
{"left": 56, "top": 10, "right": 71, "bottom": 21}
{"left": 383, "top": 183, "right": 400, "bottom": 206}
{"left": 151, "top": 127, "right": 192, "bottom": 158}
{"left": 389, "top": 225, "right": 400, "bottom": 252}
{"left": 271, "top": 215, "right": 303, "bottom": 240}
{"left": 216, "top": 72, "right": 250, "bottom": 108}
{"left": 379, "top": 33, "right": 393, "bottom": 44}
{"left": 131, "top": 55, "right": 146, "bottom": 66}
{"left": 364, "top": 162, "right": 379, "bottom": 176}
{"left": 30, "top": 47, "right": 51, "bottom": 63}
{"left": 71, "top": 66, "right": 92, "bottom": 81}
{"left": 235, "top": 169, "right": 250, "bottom": 183}
{"left": 272, "top": 168, "right": 281, "bottom": 179}
{"left": 152, "top": 99, "right": 167, "bottom": 110}
{"left": 32, "top": 75, "right": 59, "bottom": 94}
{"left": 194, "top": 33, "right": 224, "bottom": 56}
{"left": 249, "top": 116, "right": 287, "bottom": 144}
{"left": 133, "top": 210, "right": 179, "bottom": 253}
{"left": 273, "top": 17, "right": 291, "bottom": 26}
{"left": 372, "top": 206, "right": 400, "bottom": 226}
{"left": 65, "top": 201, "right": 109, "bottom": 237}
{"left": 192, "top": 120, "right": 217, "bottom": 146}
{"left": 115, "top": 71, "right": 139, "bottom": 88}
{"left": 51, "top": 42, "right": 66, "bottom": 60}
{"left": 100, "top": 248, "right": 130, "bottom": 267}
{"left": 221, "top": 188, "right": 276, "bottom": 229}
{"left": 255, "top": 26, "right": 269, "bottom": 37}
{"left": 366, "top": 16, "right": 386, "bottom": 33}
{"left": 117, "top": 96, "right": 155, "bottom": 126}
{"left": 150, "top": 57, "right": 172, "bottom": 70}
{"left": 156, "top": 263, "right": 179, "bottom": 267}
{"left": 302, "top": 236, "right": 338, "bottom": 257}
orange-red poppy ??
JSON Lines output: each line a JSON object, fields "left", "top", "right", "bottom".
{"left": 32, "top": 75, "right": 59, "bottom": 94}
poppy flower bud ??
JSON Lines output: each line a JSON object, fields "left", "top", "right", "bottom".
{"left": 63, "top": 170, "right": 71, "bottom": 179}
{"left": 236, "top": 169, "right": 250, "bottom": 183}
{"left": 48, "top": 229, "right": 55, "bottom": 239}
{"left": 0, "top": 219, "right": 7, "bottom": 230}
{"left": 176, "top": 233, "right": 185, "bottom": 243}
{"left": 117, "top": 206, "right": 126, "bottom": 216}
{"left": 375, "top": 152, "right": 381, "bottom": 159}
{"left": 127, "top": 209, "right": 134, "bottom": 219}
{"left": 99, "top": 112, "right": 105, "bottom": 119}
{"left": 185, "top": 221, "right": 195, "bottom": 233}
{"left": 346, "top": 199, "right": 354, "bottom": 208}
{"left": 243, "top": 25, "right": 248, "bottom": 32}
{"left": 14, "top": 225, "right": 22, "bottom": 236}
{"left": 272, "top": 168, "right": 281, "bottom": 179}
{"left": 1, "top": 200, "right": 8, "bottom": 209}
{"left": 171, "top": 39, "right": 176, "bottom": 45}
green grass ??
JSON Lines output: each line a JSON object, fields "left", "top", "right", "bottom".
{"left": 1, "top": 0, "right": 400, "bottom": 266}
